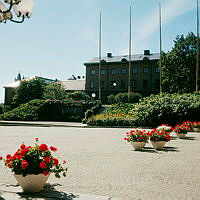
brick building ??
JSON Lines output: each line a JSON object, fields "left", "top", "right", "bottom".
{"left": 84, "top": 50, "right": 160, "bottom": 102}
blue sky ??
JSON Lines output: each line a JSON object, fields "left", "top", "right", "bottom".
{"left": 0, "top": 0, "right": 197, "bottom": 103}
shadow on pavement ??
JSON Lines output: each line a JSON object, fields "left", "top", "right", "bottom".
{"left": 170, "top": 136, "right": 178, "bottom": 140}
{"left": 17, "top": 183, "right": 78, "bottom": 200}
{"left": 182, "top": 136, "right": 196, "bottom": 140}
{"left": 160, "top": 146, "right": 179, "bottom": 152}
{"left": 132, "top": 146, "right": 179, "bottom": 153}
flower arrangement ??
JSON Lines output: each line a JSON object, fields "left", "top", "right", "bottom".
{"left": 148, "top": 129, "right": 171, "bottom": 142}
{"left": 173, "top": 124, "right": 191, "bottom": 134}
{"left": 124, "top": 129, "right": 149, "bottom": 143}
{"left": 182, "top": 121, "right": 194, "bottom": 131}
{"left": 0, "top": 138, "right": 67, "bottom": 178}
{"left": 157, "top": 124, "right": 172, "bottom": 133}
{"left": 192, "top": 121, "right": 200, "bottom": 128}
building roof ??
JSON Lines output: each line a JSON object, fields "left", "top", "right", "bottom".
{"left": 84, "top": 53, "right": 160, "bottom": 65}
{"left": 60, "top": 80, "right": 85, "bottom": 91}
{"left": 4, "top": 76, "right": 55, "bottom": 89}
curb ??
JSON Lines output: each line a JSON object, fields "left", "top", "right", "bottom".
{"left": 0, "top": 121, "right": 87, "bottom": 128}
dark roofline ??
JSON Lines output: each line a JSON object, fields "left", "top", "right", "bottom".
{"left": 84, "top": 53, "right": 160, "bottom": 66}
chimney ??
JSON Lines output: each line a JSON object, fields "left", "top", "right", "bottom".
{"left": 144, "top": 50, "right": 150, "bottom": 55}
{"left": 107, "top": 53, "right": 112, "bottom": 58}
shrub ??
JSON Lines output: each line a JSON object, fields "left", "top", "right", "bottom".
{"left": 0, "top": 99, "right": 96, "bottom": 122}
{"left": 107, "top": 92, "right": 142, "bottom": 104}
{"left": 88, "top": 93, "right": 200, "bottom": 127}
{"left": 66, "top": 91, "right": 91, "bottom": 101}
{"left": 0, "top": 99, "right": 46, "bottom": 121}
{"left": 131, "top": 93, "right": 200, "bottom": 126}
{"left": 107, "top": 94, "right": 115, "bottom": 104}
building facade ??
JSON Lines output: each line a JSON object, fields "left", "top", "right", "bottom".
{"left": 84, "top": 50, "right": 160, "bottom": 102}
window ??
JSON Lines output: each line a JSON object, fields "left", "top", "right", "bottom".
{"left": 111, "top": 68, "right": 116, "bottom": 75}
{"left": 143, "top": 80, "right": 148, "bottom": 89}
{"left": 101, "top": 69, "right": 106, "bottom": 75}
{"left": 100, "top": 80, "right": 104, "bottom": 89}
{"left": 132, "top": 68, "right": 138, "bottom": 74}
{"left": 155, "top": 67, "right": 160, "bottom": 73}
{"left": 91, "top": 70, "right": 96, "bottom": 75}
{"left": 90, "top": 81, "right": 94, "bottom": 89}
{"left": 133, "top": 80, "right": 137, "bottom": 88}
{"left": 121, "top": 80, "right": 126, "bottom": 89}
{"left": 143, "top": 67, "right": 148, "bottom": 73}
{"left": 121, "top": 68, "right": 127, "bottom": 74}
{"left": 155, "top": 79, "right": 160, "bottom": 89}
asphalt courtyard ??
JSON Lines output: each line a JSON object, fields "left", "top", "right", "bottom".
{"left": 0, "top": 126, "right": 200, "bottom": 200}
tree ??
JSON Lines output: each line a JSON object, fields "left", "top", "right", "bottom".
{"left": 161, "top": 32, "right": 198, "bottom": 93}
{"left": 13, "top": 79, "right": 46, "bottom": 105}
{"left": 43, "top": 82, "right": 66, "bottom": 101}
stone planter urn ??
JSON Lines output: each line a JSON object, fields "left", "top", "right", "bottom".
{"left": 176, "top": 133, "right": 186, "bottom": 139}
{"left": 151, "top": 141, "right": 166, "bottom": 150}
{"left": 193, "top": 128, "right": 200, "bottom": 132}
{"left": 131, "top": 141, "right": 146, "bottom": 150}
{"left": 14, "top": 174, "right": 50, "bottom": 193}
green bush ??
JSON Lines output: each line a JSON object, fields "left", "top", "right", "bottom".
{"left": 87, "top": 93, "right": 200, "bottom": 127}
{"left": 66, "top": 91, "right": 91, "bottom": 101}
{"left": 107, "top": 92, "right": 142, "bottom": 104}
{"left": 0, "top": 99, "right": 100, "bottom": 122}
{"left": 131, "top": 93, "right": 200, "bottom": 126}
{"left": 0, "top": 99, "right": 46, "bottom": 121}
{"left": 107, "top": 94, "right": 115, "bottom": 104}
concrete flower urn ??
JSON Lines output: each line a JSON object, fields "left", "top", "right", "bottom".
{"left": 131, "top": 141, "right": 146, "bottom": 150}
{"left": 151, "top": 141, "right": 166, "bottom": 150}
{"left": 14, "top": 174, "right": 50, "bottom": 193}
{"left": 193, "top": 128, "right": 200, "bottom": 132}
{"left": 176, "top": 133, "right": 186, "bottom": 139}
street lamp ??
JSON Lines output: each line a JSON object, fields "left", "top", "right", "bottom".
{"left": 0, "top": 0, "right": 34, "bottom": 23}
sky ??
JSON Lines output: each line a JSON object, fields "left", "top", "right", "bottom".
{"left": 0, "top": 0, "right": 197, "bottom": 103}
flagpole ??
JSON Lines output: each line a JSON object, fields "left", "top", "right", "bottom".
{"left": 98, "top": 11, "right": 102, "bottom": 101}
{"left": 128, "top": 6, "right": 132, "bottom": 102}
{"left": 159, "top": 3, "right": 162, "bottom": 94}
{"left": 196, "top": 0, "right": 199, "bottom": 91}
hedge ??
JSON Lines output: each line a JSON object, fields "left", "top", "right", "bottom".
{"left": 86, "top": 93, "right": 200, "bottom": 127}
{"left": 0, "top": 99, "right": 101, "bottom": 122}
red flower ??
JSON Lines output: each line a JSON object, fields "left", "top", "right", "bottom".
{"left": 6, "top": 154, "right": 11, "bottom": 159}
{"left": 39, "top": 144, "right": 49, "bottom": 151}
{"left": 53, "top": 158, "right": 59, "bottom": 166}
{"left": 0, "top": 156, "right": 3, "bottom": 160}
{"left": 42, "top": 171, "right": 49, "bottom": 176}
{"left": 8, "top": 163, "right": 12, "bottom": 168}
{"left": 21, "top": 160, "right": 29, "bottom": 169}
{"left": 138, "top": 136, "right": 143, "bottom": 140}
{"left": 40, "top": 161, "right": 47, "bottom": 169}
{"left": 50, "top": 146, "right": 57, "bottom": 152}
{"left": 44, "top": 156, "right": 51, "bottom": 164}
{"left": 20, "top": 148, "right": 29, "bottom": 156}
{"left": 20, "top": 144, "right": 26, "bottom": 149}
{"left": 35, "top": 138, "right": 39, "bottom": 142}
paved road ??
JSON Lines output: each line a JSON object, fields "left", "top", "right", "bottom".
{"left": 0, "top": 126, "right": 200, "bottom": 200}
